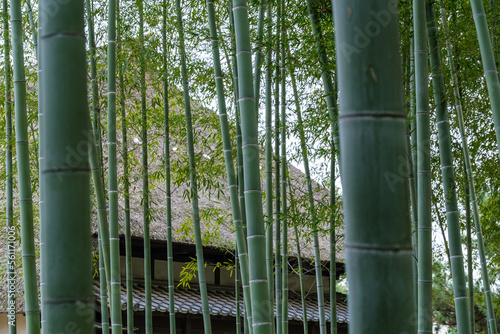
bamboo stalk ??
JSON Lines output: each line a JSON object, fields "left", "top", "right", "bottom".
{"left": 86, "top": 0, "right": 103, "bottom": 174}
{"left": 236, "top": 249, "right": 241, "bottom": 334}
{"left": 3, "top": 1, "right": 16, "bottom": 332}
{"left": 10, "top": 0, "right": 40, "bottom": 331}
{"left": 426, "top": 3, "right": 471, "bottom": 332}
{"left": 264, "top": 1, "right": 275, "bottom": 329}
{"left": 24, "top": 0, "right": 37, "bottom": 55}
{"left": 464, "top": 170, "right": 474, "bottom": 334}
{"left": 304, "top": 3, "right": 337, "bottom": 332}
{"left": 137, "top": 1, "right": 152, "bottom": 332}
{"left": 85, "top": 6, "right": 112, "bottom": 329}
{"left": 333, "top": 1, "right": 416, "bottom": 332}
{"left": 226, "top": 2, "right": 254, "bottom": 327}
{"left": 106, "top": 0, "right": 123, "bottom": 330}
{"left": 409, "top": 15, "right": 419, "bottom": 310}
{"left": 413, "top": 0, "right": 433, "bottom": 331}
{"left": 175, "top": 0, "right": 213, "bottom": 332}
{"left": 469, "top": 0, "right": 500, "bottom": 158}
{"left": 274, "top": 3, "right": 282, "bottom": 333}
{"left": 162, "top": 1, "right": 175, "bottom": 333}
{"left": 280, "top": 10, "right": 288, "bottom": 332}
{"left": 116, "top": 0, "right": 133, "bottom": 330}
{"left": 228, "top": 0, "right": 248, "bottom": 245}
{"left": 98, "top": 231, "right": 110, "bottom": 334}
{"left": 40, "top": 0, "right": 94, "bottom": 330}
{"left": 253, "top": 0, "right": 266, "bottom": 116}
{"left": 207, "top": 0, "right": 253, "bottom": 331}
{"left": 231, "top": 0, "right": 273, "bottom": 332}
{"left": 439, "top": 1, "right": 497, "bottom": 332}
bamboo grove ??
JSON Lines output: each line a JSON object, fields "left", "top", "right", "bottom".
{"left": 1, "top": 0, "right": 500, "bottom": 333}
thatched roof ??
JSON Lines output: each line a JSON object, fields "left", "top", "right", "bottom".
{"left": 0, "top": 85, "right": 344, "bottom": 314}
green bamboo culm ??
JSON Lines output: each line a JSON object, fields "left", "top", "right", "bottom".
{"left": 231, "top": 0, "right": 273, "bottom": 333}
{"left": 3, "top": 1, "right": 16, "bottom": 332}
{"left": 136, "top": 1, "right": 152, "bottom": 332}
{"left": 37, "top": 3, "right": 45, "bottom": 332}
{"left": 469, "top": 0, "right": 500, "bottom": 158}
{"left": 106, "top": 0, "right": 123, "bottom": 329}
{"left": 439, "top": 1, "right": 497, "bottom": 332}
{"left": 264, "top": 1, "right": 275, "bottom": 328}
{"left": 116, "top": 0, "right": 133, "bottom": 330}
{"left": 86, "top": 0, "right": 104, "bottom": 172}
{"left": 464, "top": 165, "right": 474, "bottom": 334}
{"left": 235, "top": 250, "right": 241, "bottom": 334}
{"left": 253, "top": 0, "right": 266, "bottom": 116}
{"left": 414, "top": 0, "right": 433, "bottom": 331}
{"left": 40, "top": 0, "right": 94, "bottom": 330}
{"left": 307, "top": 0, "right": 339, "bottom": 155}
{"left": 280, "top": 15, "right": 288, "bottom": 334}
{"left": 85, "top": 0, "right": 112, "bottom": 318}
{"left": 228, "top": 0, "right": 248, "bottom": 246}
{"left": 490, "top": 0, "right": 499, "bottom": 78}
{"left": 305, "top": 2, "right": 335, "bottom": 332}
{"left": 175, "top": 1, "right": 213, "bottom": 332}
{"left": 288, "top": 54, "right": 316, "bottom": 334}
{"left": 227, "top": 3, "right": 253, "bottom": 326}
{"left": 207, "top": 0, "right": 254, "bottom": 332}
{"left": 24, "top": 0, "right": 37, "bottom": 55}
{"left": 293, "top": 222, "right": 308, "bottom": 334}
{"left": 274, "top": 2, "right": 282, "bottom": 333}
{"left": 10, "top": 0, "right": 40, "bottom": 332}
{"left": 98, "top": 232, "right": 110, "bottom": 334}
{"left": 162, "top": 1, "right": 175, "bottom": 332}
{"left": 333, "top": 1, "right": 416, "bottom": 332}
{"left": 408, "top": 22, "right": 419, "bottom": 310}
{"left": 426, "top": 3, "right": 471, "bottom": 333}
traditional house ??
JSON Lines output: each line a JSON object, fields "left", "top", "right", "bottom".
{"left": 1, "top": 92, "right": 347, "bottom": 333}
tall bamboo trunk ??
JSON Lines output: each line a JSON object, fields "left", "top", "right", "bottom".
{"left": 469, "top": 0, "right": 500, "bottom": 158}
{"left": 426, "top": 3, "right": 471, "bottom": 333}
{"left": 305, "top": 2, "right": 336, "bottom": 332}
{"left": 409, "top": 20, "right": 418, "bottom": 309}
{"left": 253, "top": 0, "right": 265, "bottom": 115}
{"left": 464, "top": 165, "right": 474, "bottom": 334}
{"left": 274, "top": 3, "right": 282, "bottom": 332}
{"left": 23, "top": 0, "right": 36, "bottom": 56}
{"left": 40, "top": 0, "right": 94, "bottom": 330}
{"left": 136, "top": 1, "right": 152, "bottom": 332}
{"left": 413, "top": 0, "right": 433, "bottom": 331}
{"left": 280, "top": 12, "right": 288, "bottom": 333}
{"left": 228, "top": 0, "right": 248, "bottom": 246}
{"left": 85, "top": 5, "right": 112, "bottom": 331}
{"left": 3, "top": 1, "right": 16, "bottom": 332}
{"left": 106, "top": 0, "right": 123, "bottom": 330}
{"left": 10, "top": 0, "right": 40, "bottom": 332}
{"left": 264, "top": 1, "right": 275, "bottom": 329}
{"left": 175, "top": 1, "right": 213, "bottom": 332}
{"left": 439, "top": 1, "right": 498, "bottom": 331}
{"left": 207, "top": 0, "right": 253, "bottom": 331}
{"left": 162, "top": 1, "right": 175, "bottom": 333}
{"left": 86, "top": 0, "right": 103, "bottom": 168}
{"left": 98, "top": 232, "right": 110, "bottom": 334}
{"left": 235, "top": 250, "right": 241, "bottom": 334}
{"left": 116, "top": 0, "right": 133, "bottom": 331}
{"left": 231, "top": 0, "right": 273, "bottom": 332}
{"left": 333, "top": 1, "right": 416, "bottom": 332}
{"left": 226, "top": 2, "right": 254, "bottom": 326}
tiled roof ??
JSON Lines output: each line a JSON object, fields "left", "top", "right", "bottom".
{"left": 94, "top": 283, "right": 348, "bottom": 324}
